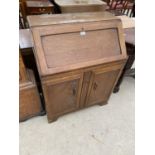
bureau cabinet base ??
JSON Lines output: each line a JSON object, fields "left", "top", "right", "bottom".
{"left": 42, "top": 61, "right": 125, "bottom": 123}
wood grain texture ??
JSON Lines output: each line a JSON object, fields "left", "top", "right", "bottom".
{"left": 42, "top": 28, "right": 121, "bottom": 67}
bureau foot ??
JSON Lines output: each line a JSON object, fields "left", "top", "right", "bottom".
{"left": 48, "top": 117, "right": 58, "bottom": 123}
{"left": 98, "top": 102, "right": 107, "bottom": 106}
{"left": 113, "top": 87, "right": 120, "bottom": 93}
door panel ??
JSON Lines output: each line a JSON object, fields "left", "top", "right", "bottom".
{"left": 42, "top": 28, "right": 121, "bottom": 69}
{"left": 44, "top": 73, "right": 83, "bottom": 120}
{"left": 86, "top": 68, "right": 121, "bottom": 106}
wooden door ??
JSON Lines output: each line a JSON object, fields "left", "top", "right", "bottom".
{"left": 85, "top": 65, "right": 122, "bottom": 106}
{"left": 43, "top": 73, "right": 83, "bottom": 122}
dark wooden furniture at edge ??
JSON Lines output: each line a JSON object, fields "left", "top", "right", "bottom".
{"left": 27, "top": 12, "right": 127, "bottom": 123}
{"left": 114, "top": 28, "right": 135, "bottom": 92}
{"left": 19, "top": 51, "right": 43, "bottom": 122}
{"left": 25, "top": 0, "right": 54, "bottom": 15}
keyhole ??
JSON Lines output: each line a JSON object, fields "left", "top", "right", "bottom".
{"left": 93, "top": 82, "right": 98, "bottom": 90}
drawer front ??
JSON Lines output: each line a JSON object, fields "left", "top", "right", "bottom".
{"left": 85, "top": 64, "right": 123, "bottom": 106}
{"left": 42, "top": 73, "right": 83, "bottom": 122}
{"left": 27, "top": 7, "right": 52, "bottom": 15}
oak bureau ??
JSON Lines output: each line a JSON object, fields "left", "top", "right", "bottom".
{"left": 27, "top": 12, "right": 127, "bottom": 123}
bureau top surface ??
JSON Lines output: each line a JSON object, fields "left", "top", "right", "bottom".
{"left": 27, "top": 12, "right": 115, "bottom": 27}
{"left": 26, "top": 1, "right": 53, "bottom": 7}
{"left": 54, "top": 0, "right": 106, "bottom": 6}
{"left": 28, "top": 12, "right": 127, "bottom": 76}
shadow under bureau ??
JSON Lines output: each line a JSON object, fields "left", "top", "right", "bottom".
{"left": 27, "top": 12, "right": 127, "bottom": 123}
